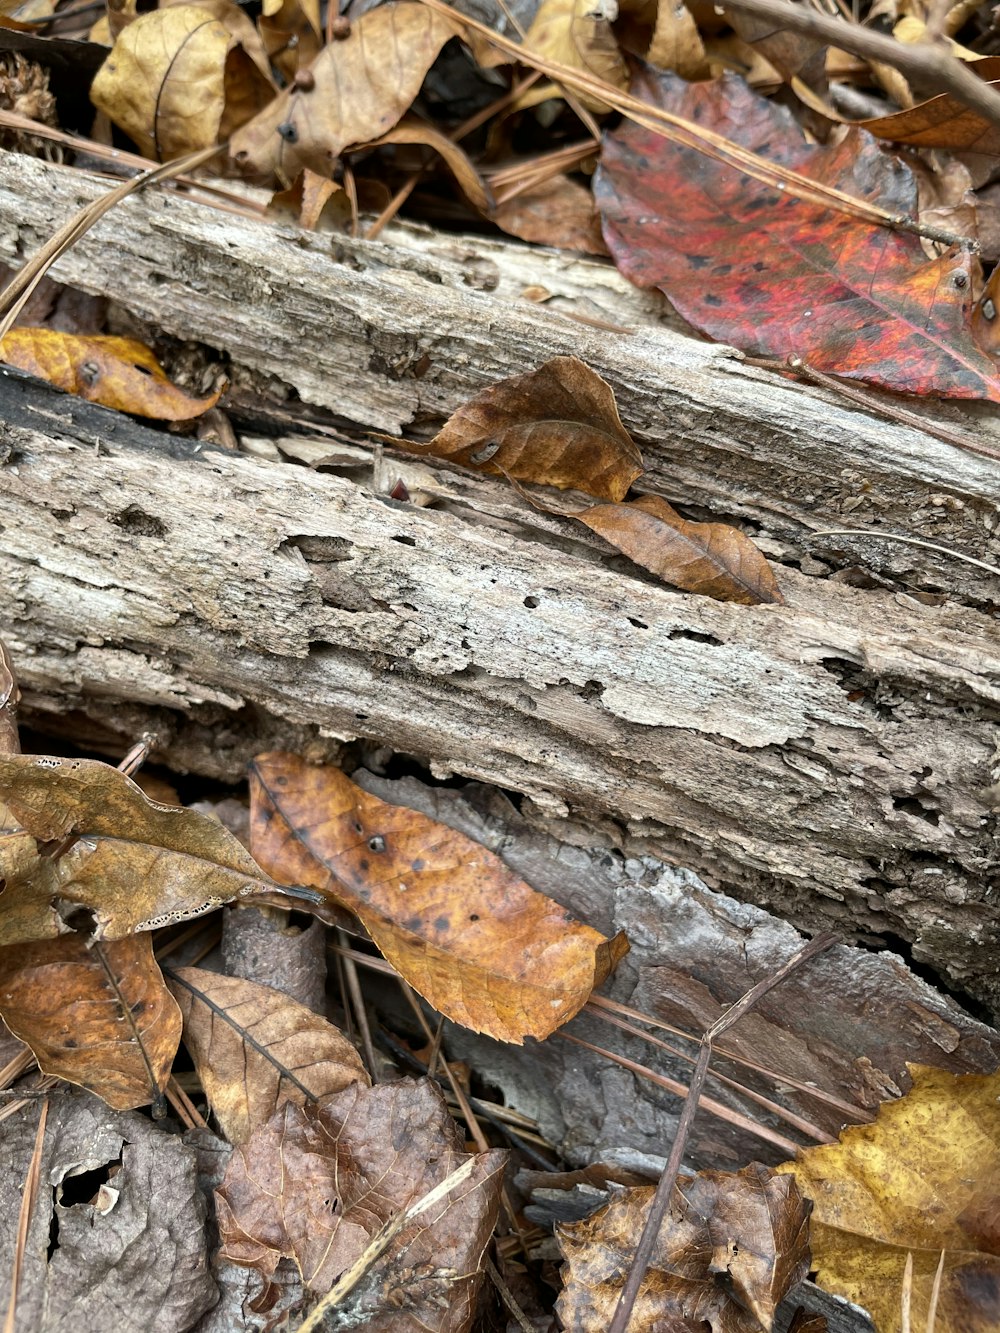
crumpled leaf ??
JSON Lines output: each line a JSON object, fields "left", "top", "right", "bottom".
{"left": 216, "top": 1077, "right": 505, "bottom": 1330}
{"left": 516, "top": 0, "right": 628, "bottom": 113}
{"left": 860, "top": 56, "right": 1000, "bottom": 157}
{"left": 362, "top": 115, "right": 490, "bottom": 214}
{"left": 0, "top": 754, "right": 286, "bottom": 947}
{"left": 249, "top": 752, "right": 627, "bottom": 1043}
{"left": 492, "top": 174, "right": 608, "bottom": 255}
{"left": 1, "top": 1096, "right": 218, "bottom": 1331}
{"left": 779, "top": 1063, "right": 1000, "bottom": 1333}
{"left": 557, "top": 1162, "right": 811, "bottom": 1331}
{"left": 91, "top": 0, "right": 274, "bottom": 159}
{"left": 577, "top": 493, "right": 783, "bottom": 604}
{"left": 167, "top": 966, "right": 368, "bottom": 1144}
{"left": 595, "top": 67, "right": 1000, "bottom": 402}
{"left": 0, "top": 329, "right": 223, "bottom": 420}
{"left": 0, "top": 933, "right": 181, "bottom": 1110}
{"left": 229, "top": 2, "right": 461, "bottom": 182}
{"left": 410, "top": 355, "right": 642, "bottom": 501}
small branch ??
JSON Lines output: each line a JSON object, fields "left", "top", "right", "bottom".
{"left": 607, "top": 932, "right": 839, "bottom": 1333}
{"left": 720, "top": 0, "right": 1000, "bottom": 132}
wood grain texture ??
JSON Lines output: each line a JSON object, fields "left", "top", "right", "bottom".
{"left": 2, "top": 365, "right": 997, "bottom": 1012}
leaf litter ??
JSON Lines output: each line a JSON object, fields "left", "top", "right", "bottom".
{"left": 4, "top": 0, "right": 1000, "bottom": 1323}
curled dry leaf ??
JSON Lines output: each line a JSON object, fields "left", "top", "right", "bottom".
{"left": 412, "top": 355, "right": 642, "bottom": 500}
{"left": 860, "top": 56, "right": 1000, "bottom": 157}
{"left": 167, "top": 966, "right": 368, "bottom": 1145}
{"left": 228, "top": 2, "right": 461, "bottom": 182}
{"left": 362, "top": 116, "right": 491, "bottom": 214}
{"left": 595, "top": 68, "right": 1000, "bottom": 402}
{"left": 492, "top": 174, "right": 608, "bottom": 255}
{"left": 557, "top": 1163, "right": 812, "bottom": 1332}
{"left": 779, "top": 1063, "right": 1000, "bottom": 1333}
{"left": 91, "top": 0, "right": 275, "bottom": 159}
{"left": 646, "top": 0, "right": 710, "bottom": 79}
{"left": 516, "top": 0, "right": 628, "bottom": 114}
{"left": 249, "top": 752, "right": 627, "bottom": 1043}
{"left": 0, "top": 933, "right": 181, "bottom": 1110}
{"left": 578, "top": 493, "right": 783, "bottom": 605}
{"left": 216, "top": 1077, "right": 506, "bottom": 1329}
{"left": 1, "top": 329, "right": 222, "bottom": 420}
{"left": 0, "top": 754, "right": 284, "bottom": 947}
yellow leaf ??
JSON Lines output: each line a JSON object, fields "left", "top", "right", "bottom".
{"left": 91, "top": 0, "right": 274, "bottom": 159}
{"left": 516, "top": 0, "right": 628, "bottom": 114}
{"left": 779, "top": 1064, "right": 1000, "bottom": 1333}
{"left": 0, "top": 328, "right": 222, "bottom": 420}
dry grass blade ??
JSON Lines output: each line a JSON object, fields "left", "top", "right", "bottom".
{"left": 2, "top": 1097, "right": 48, "bottom": 1333}
{"left": 418, "top": 0, "right": 973, "bottom": 246}
{"left": 292, "top": 1155, "right": 480, "bottom": 1333}
{"left": 0, "top": 144, "right": 222, "bottom": 341}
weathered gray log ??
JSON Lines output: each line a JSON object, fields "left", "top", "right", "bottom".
{"left": 1, "top": 151, "right": 999, "bottom": 608}
{"left": 1, "top": 150, "right": 999, "bottom": 1011}
{"left": 2, "top": 359, "right": 998, "bottom": 1013}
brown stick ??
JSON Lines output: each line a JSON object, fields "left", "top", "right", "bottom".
{"left": 720, "top": 0, "right": 1000, "bottom": 130}
{"left": 606, "top": 931, "right": 839, "bottom": 1333}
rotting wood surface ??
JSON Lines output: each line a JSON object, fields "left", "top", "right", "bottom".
{"left": 0, "top": 151, "right": 998, "bottom": 1010}
{"left": 2, "top": 357, "right": 998, "bottom": 1014}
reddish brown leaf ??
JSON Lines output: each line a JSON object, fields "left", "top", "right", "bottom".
{"left": 216, "top": 1077, "right": 505, "bottom": 1330}
{"left": 413, "top": 356, "right": 642, "bottom": 501}
{"left": 0, "top": 754, "right": 286, "bottom": 947}
{"left": 577, "top": 493, "right": 782, "bottom": 605}
{"left": 0, "top": 329, "right": 222, "bottom": 420}
{"left": 594, "top": 68, "right": 1000, "bottom": 402}
{"left": 167, "top": 966, "right": 368, "bottom": 1144}
{"left": 0, "top": 933, "right": 181, "bottom": 1110}
{"left": 556, "top": 1162, "right": 811, "bottom": 1332}
{"left": 248, "top": 753, "right": 627, "bottom": 1043}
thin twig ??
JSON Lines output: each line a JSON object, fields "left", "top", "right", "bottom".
{"left": 486, "top": 1254, "right": 536, "bottom": 1333}
{"left": 336, "top": 927, "right": 379, "bottom": 1080}
{"left": 927, "top": 1249, "right": 945, "bottom": 1332}
{"left": 587, "top": 994, "right": 870, "bottom": 1120}
{"left": 607, "top": 932, "right": 839, "bottom": 1333}
{"left": 720, "top": 0, "right": 1000, "bottom": 131}
{"left": 744, "top": 356, "right": 1000, "bottom": 463}
{"left": 3, "top": 1097, "right": 48, "bottom": 1333}
{"left": 813, "top": 529, "right": 1000, "bottom": 578}
{"left": 292, "top": 1156, "right": 481, "bottom": 1333}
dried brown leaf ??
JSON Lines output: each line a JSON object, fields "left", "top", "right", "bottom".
{"left": 557, "top": 1163, "right": 811, "bottom": 1332}
{"left": 577, "top": 493, "right": 783, "bottom": 604}
{"left": 167, "top": 966, "right": 368, "bottom": 1144}
{"left": 647, "top": 0, "right": 710, "bottom": 79}
{"left": 91, "top": 0, "right": 274, "bottom": 159}
{"left": 362, "top": 115, "right": 491, "bottom": 214}
{"left": 515, "top": 0, "right": 628, "bottom": 113}
{"left": 1, "top": 329, "right": 222, "bottom": 420}
{"left": 229, "top": 2, "right": 461, "bottom": 182}
{"left": 413, "top": 355, "right": 642, "bottom": 500}
{"left": 492, "top": 174, "right": 608, "bottom": 255}
{"left": 216, "top": 1078, "right": 505, "bottom": 1330}
{"left": 0, "top": 933, "right": 181, "bottom": 1109}
{"left": 0, "top": 754, "right": 283, "bottom": 946}
{"left": 249, "top": 753, "right": 627, "bottom": 1043}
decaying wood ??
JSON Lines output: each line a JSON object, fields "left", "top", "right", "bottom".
{"left": 0, "top": 151, "right": 998, "bottom": 1017}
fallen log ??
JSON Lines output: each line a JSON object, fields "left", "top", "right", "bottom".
{"left": 0, "top": 151, "right": 998, "bottom": 1017}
